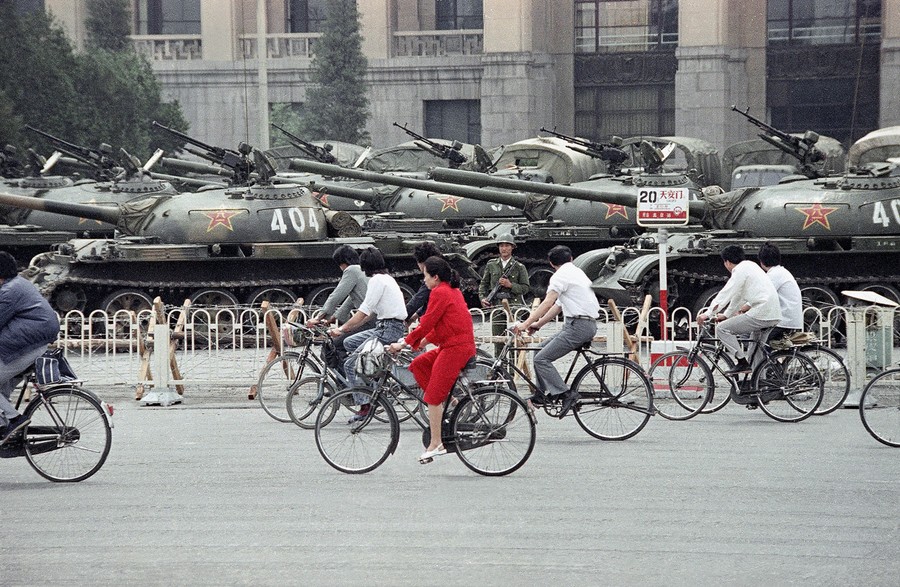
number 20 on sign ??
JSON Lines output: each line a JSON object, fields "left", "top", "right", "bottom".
{"left": 636, "top": 188, "right": 689, "bottom": 227}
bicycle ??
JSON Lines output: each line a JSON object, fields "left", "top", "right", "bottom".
{"left": 648, "top": 324, "right": 825, "bottom": 423}
{"left": 314, "top": 349, "right": 536, "bottom": 476}
{"left": 0, "top": 366, "right": 113, "bottom": 482}
{"left": 481, "top": 329, "right": 654, "bottom": 441}
{"left": 858, "top": 364, "right": 900, "bottom": 447}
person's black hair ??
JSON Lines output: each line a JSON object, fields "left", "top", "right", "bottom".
{"left": 0, "top": 251, "right": 18, "bottom": 279}
{"left": 332, "top": 244, "right": 359, "bottom": 266}
{"left": 720, "top": 244, "right": 745, "bottom": 265}
{"left": 547, "top": 245, "right": 573, "bottom": 267}
{"left": 360, "top": 247, "right": 388, "bottom": 276}
{"left": 423, "top": 256, "right": 460, "bottom": 288}
{"left": 414, "top": 241, "right": 442, "bottom": 264}
{"left": 757, "top": 242, "right": 781, "bottom": 268}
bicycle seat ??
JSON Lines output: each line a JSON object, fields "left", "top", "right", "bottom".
{"left": 579, "top": 341, "right": 592, "bottom": 350}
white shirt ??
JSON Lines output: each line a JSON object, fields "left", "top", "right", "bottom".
{"left": 547, "top": 262, "right": 600, "bottom": 318}
{"left": 704, "top": 260, "right": 781, "bottom": 321}
{"left": 767, "top": 265, "right": 803, "bottom": 329}
{"left": 357, "top": 273, "right": 407, "bottom": 321}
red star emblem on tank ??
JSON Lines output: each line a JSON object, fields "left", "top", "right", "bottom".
{"left": 313, "top": 191, "right": 329, "bottom": 206}
{"left": 203, "top": 209, "right": 241, "bottom": 232}
{"left": 604, "top": 203, "right": 629, "bottom": 220}
{"left": 436, "top": 195, "right": 462, "bottom": 213}
{"left": 796, "top": 203, "right": 839, "bottom": 230}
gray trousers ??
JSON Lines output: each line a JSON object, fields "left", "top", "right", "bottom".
{"left": 0, "top": 346, "right": 49, "bottom": 427}
{"left": 533, "top": 317, "right": 597, "bottom": 396}
{"left": 717, "top": 314, "right": 780, "bottom": 362}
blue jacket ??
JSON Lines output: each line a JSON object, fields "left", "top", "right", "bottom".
{"left": 0, "top": 276, "right": 60, "bottom": 363}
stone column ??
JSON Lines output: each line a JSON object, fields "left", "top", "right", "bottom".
{"left": 881, "top": 0, "right": 900, "bottom": 128}
{"left": 201, "top": 0, "right": 236, "bottom": 60}
{"left": 45, "top": 0, "right": 88, "bottom": 51}
{"left": 675, "top": 0, "right": 766, "bottom": 153}
{"left": 358, "top": 0, "right": 391, "bottom": 59}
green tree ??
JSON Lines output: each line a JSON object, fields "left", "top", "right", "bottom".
{"left": 85, "top": 0, "right": 132, "bottom": 51}
{"left": 299, "top": 0, "right": 370, "bottom": 145}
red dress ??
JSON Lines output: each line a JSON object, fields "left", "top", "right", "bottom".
{"left": 405, "top": 282, "right": 476, "bottom": 405}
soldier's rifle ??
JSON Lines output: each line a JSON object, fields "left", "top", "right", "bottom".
{"left": 271, "top": 124, "right": 338, "bottom": 165}
{"left": 151, "top": 121, "right": 253, "bottom": 185}
{"left": 23, "top": 125, "right": 118, "bottom": 180}
{"left": 539, "top": 127, "right": 628, "bottom": 173}
{"left": 484, "top": 259, "right": 518, "bottom": 305}
{"left": 731, "top": 105, "right": 826, "bottom": 177}
{"left": 393, "top": 122, "right": 468, "bottom": 169}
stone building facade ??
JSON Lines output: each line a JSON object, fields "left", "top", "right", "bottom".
{"left": 42, "top": 0, "right": 900, "bottom": 155}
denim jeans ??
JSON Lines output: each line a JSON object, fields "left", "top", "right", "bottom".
{"left": 343, "top": 319, "right": 407, "bottom": 404}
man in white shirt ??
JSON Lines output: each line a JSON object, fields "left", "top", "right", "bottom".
{"left": 513, "top": 245, "right": 600, "bottom": 418}
{"left": 697, "top": 245, "right": 781, "bottom": 375}
{"left": 758, "top": 242, "right": 804, "bottom": 342}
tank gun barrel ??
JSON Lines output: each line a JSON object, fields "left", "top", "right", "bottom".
{"left": 149, "top": 171, "right": 228, "bottom": 189}
{"left": 305, "top": 181, "right": 379, "bottom": 204}
{"left": 159, "top": 157, "right": 235, "bottom": 179}
{"left": 288, "top": 159, "right": 531, "bottom": 209}
{"left": 0, "top": 191, "right": 121, "bottom": 226}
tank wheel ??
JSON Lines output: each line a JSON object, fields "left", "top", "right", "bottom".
{"left": 189, "top": 288, "right": 239, "bottom": 343}
{"left": 305, "top": 284, "right": 336, "bottom": 310}
{"left": 800, "top": 285, "right": 842, "bottom": 341}
{"left": 50, "top": 284, "right": 88, "bottom": 314}
{"left": 857, "top": 283, "right": 900, "bottom": 345}
{"left": 247, "top": 287, "right": 296, "bottom": 309}
{"left": 690, "top": 286, "right": 722, "bottom": 318}
{"left": 102, "top": 289, "right": 154, "bottom": 315}
{"left": 525, "top": 265, "right": 554, "bottom": 304}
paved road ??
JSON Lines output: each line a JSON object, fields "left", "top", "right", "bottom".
{"left": 2, "top": 388, "right": 898, "bottom": 586}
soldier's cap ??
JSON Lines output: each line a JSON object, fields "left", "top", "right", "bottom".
{"left": 495, "top": 233, "right": 516, "bottom": 246}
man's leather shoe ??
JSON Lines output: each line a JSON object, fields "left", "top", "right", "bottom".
{"left": 558, "top": 390, "right": 580, "bottom": 419}
{"left": 725, "top": 359, "right": 751, "bottom": 376}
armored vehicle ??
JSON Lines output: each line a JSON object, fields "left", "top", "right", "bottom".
{"left": 0, "top": 158, "right": 468, "bottom": 316}
{"left": 619, "top": 136, "right": 723, "bottom": 189}
{"left": 575, "top": 127, "right": 900, "bottom": 336}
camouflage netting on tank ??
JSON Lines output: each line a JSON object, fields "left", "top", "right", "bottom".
{"left": 723, "top": 136, "right": 846, "bottom": 179}
{"left": 493, "top": 137, "right": 608, "bottom": 184}
{"left": 847, "top": 126, "right": 900, "bottom": 167}
{"left": 702, "top": 187, "right": 754, "bottom": 229}
{"left": 118, "top": 195, "right": 171, "bottom": 234}
{"left": 323, "top": 210, "right": 361, "bottom": 237}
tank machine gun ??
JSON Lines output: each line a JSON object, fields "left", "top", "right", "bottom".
{"left": 271, "top": 124, "right": 338, "bottom": 165}
{"left": 731, "top": 105, "right": 826, "bottom": 180}
{"left": 392, "top": 123, "right": 469, "bottom": 169}
{"left": 151, "top": 121, "right": 254, "bottom": 185}
{"left": 538, "top": 127, "right": 629, "bottom": 175}
{"left": 24, "top": 126, "right": 120, "bottom": 181}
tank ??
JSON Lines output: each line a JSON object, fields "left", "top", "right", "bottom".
{"left": 574, "top": 127, "right": 900, "bottom": 338}
{"left": 619, "top": 136, "right": 723, "bottom": 189}
{"left": 0, "top": 153, "right": 470, "bottom": 315}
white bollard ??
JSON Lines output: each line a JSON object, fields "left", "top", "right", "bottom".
{"left": 140, "top": 323, "right": 182, "bottom": 407}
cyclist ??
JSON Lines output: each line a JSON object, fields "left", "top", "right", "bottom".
{"left": 758, "top": 242, "right": 803, "bottom": 342}
{"left": 478, "top": 233, "right": 530, "bottom": 356}
{"left": 388, "top": 256, "right": 475, "bottom": 464}
{"left": 511, "top": 245, "right": 599, "bottom": 419}
{"left": 0, "top": 252, "right": 60, "bottom": 445}
{"left": 331, "top": 248, "right": 407, "bottom": 419}
{"left": 697, "top": 244, "right": 781, "bottom": 375}
{"left": 306, "top": 245, "right": 370, "bottom": 371}
{"left": 404, "top": 241, "right": 443, "bottom": 325}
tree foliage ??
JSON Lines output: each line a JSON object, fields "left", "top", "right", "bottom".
{"left": 85, "top": 0, "right": 132, "bottom": 51}
{"left": 299, "top": 0, "right": 371, "bottom": 145}
{"left": 0, "top": 3, "right": 188, "bottom": 162}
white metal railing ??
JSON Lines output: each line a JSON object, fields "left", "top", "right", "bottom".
{"left": 238, "top": 33, "right": 321, "bottom": 59}
{"left": 131, "top": 34, "right": 203, "bottom": 60}
{"left": 392, "top": 29, "right": 483, "bottom": 57}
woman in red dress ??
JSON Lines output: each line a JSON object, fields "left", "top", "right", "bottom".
{"left": 389, "top": 256, "right": 475, "bottom": 463}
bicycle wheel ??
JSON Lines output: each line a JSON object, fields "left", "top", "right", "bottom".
{"left": 648, "top": 351, "right": 712, "bottom": 420}
{"left": 286, "top": 376, "right": 337, "bottom": 429}
{"left": 859, "top": 368, "right": 900, "bottom": 447}
{"left": 699, "top": 349, "right": 736, "bottom": 414}
{"left": 23, "top": 387, "right": 112, "bottom": 482}
{"left": 256, "top": 352, "right": 318, "bottom": 422}
{"left": 314, "top": 387, "right": 399, "bottom": 474}
{"left": 752, "top": 351, "right": 823, "bottom": 423}
{"left": 572, "top": 357, "right": 653, "bottom": 440}
{"left": 803, "top": 346, "right": 850, "bottom": 415}
{"left": 451, "top": 386, "right": 535, "bottom": 476}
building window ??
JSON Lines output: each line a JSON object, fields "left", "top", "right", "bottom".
{"left": 136, "top": 0, "right": 201, "bottom": 35}
{"left": 435, "top": 0, "right": 483, "bottom": 30}
{"left": 767, "top": 0, "right": 882, "bottom": 45}
{"left": 575, "top": 84, "right": 674, "bottom": 139}
{"left": 286, "top": 0, "right": 326, "bottom": 33}
{"left": 575, "top": 0, "right": 678, "bottom": 53}
{"left": 424, "top": 100, "right": 481, "bottom": 145}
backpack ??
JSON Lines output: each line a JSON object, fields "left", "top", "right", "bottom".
{"left": 354, "top": 337, "right": 386, "bottom": 378}
{"left": 34, "top": 348, "right": 78, "bottom": 386}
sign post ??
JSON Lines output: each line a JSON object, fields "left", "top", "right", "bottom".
{"left": 636, "top": 187, "right": 690, "bottom": 340}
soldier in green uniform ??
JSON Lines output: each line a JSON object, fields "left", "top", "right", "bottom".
{"left": 478, "top": 233, "right": 530, "bottom": 356}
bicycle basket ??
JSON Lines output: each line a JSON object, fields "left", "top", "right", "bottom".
{"left": 355, "top": 337, "right": 387, "bottom": 377}
{"left": 34, "top": 348, "right": 78, "bottom": 385}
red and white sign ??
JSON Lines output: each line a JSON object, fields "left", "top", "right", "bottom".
{"left": 636, "top": 188, "right": 690, "bottom": 227}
